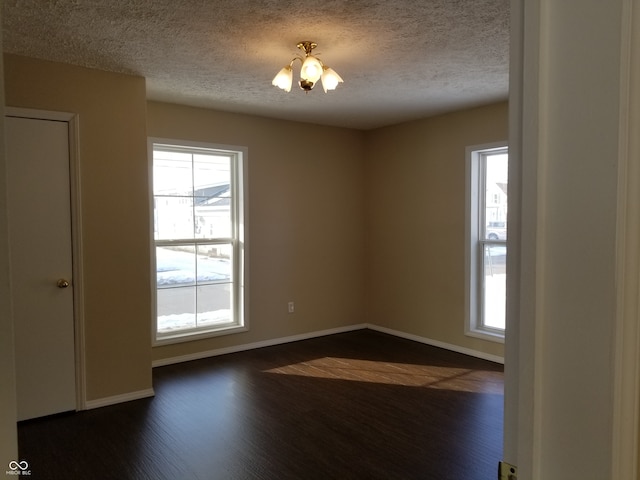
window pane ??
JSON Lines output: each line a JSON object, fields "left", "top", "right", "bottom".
{"left": 193, "top": 154, "right": 230, "bottom": 189}
{"left": 193, "top": 154, "right": 232, "bottom": 239}
{"left": 156, "top": 245, "right": 196, "bottom": 286}
{"left": 154, "top": 196, "right": 195, "bottom": 240}
{"left": 196, "top": 244, "right": 232, "bottom": 283}
{"left": 483, "top": 153, "right": 508, "bottom": 240}
{"left": 153, "top": 152, "right": 193, "bottom": 196}
{"left": 157, "top": 286, "right": 196, "bottom": 334}
{"left": 196, "top": 284, "right": 233, "bottom": 327}
{"left": 483, "top": 244, "right": 506, "bottom": 329}
{"left": 195, "top": 202, "right": 231, "bottom": 239}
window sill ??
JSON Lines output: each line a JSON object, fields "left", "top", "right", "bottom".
{"left": 465, "top": 328, "right": 505, "bottom": 344}
{"left": 153, "top": 324, "right": 248, "bottom": 347}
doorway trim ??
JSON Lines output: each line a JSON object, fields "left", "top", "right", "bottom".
{"left": 612, "top": 0, "right": 640, "bottom": 476}
{"left": 6, "top": 107, "right": 87, "bottom": 411}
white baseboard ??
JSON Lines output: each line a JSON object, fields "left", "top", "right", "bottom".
{"left": 152, "top": 324, "right": 368, "bottom": 368}
{"left": 83, "top": 388, "right": 155, "bottom": 410}
{"left": 367, "top": 324, "right": 505, "bottom": 364}
{"left": 153, "top": 323, "right": 504, "bottom": 368}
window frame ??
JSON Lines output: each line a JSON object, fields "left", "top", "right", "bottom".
{"left": 149, "top": 138, "right": 248, "bottom": 346}
{"left": 465, "top": 142, "right": 508, "bottom": 343}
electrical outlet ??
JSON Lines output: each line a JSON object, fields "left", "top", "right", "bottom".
{"left": 287, "top": 301, "right": 295, "bottom": 314}
{"left": 498, "top": 461, "right": 517, "bottom": 480}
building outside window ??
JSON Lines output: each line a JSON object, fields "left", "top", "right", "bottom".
{"left": 150, "top": 139, "right": 247, "bottom": 344}
{"left": 466, "top": 143, "right": 508, "bottom": 341}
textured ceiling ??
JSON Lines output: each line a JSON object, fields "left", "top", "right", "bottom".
{"left": 2, "top": 0, "right": 509, "bottom": 130}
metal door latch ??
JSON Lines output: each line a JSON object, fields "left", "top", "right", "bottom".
{"left": 499, "top": 461, "right": 517, "bottom": 480}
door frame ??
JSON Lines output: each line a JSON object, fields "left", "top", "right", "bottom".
{"left": 6, "top": 107, "right": 87, "bottom": 411}
{"left": 507, "top": 0, "right": 640, "bottom": 477}
{"left": 612, "top": 0, "right": 640, "bottom": 476}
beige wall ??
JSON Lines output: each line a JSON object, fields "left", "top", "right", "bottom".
{"left": 147, "top": 102, "right": 367, "bottom": 362}
{"left": 4, "top": 54, "right": 152, "bottom": 402}
{"left": 365, "top": 102, "right": 508, "bottom": 359}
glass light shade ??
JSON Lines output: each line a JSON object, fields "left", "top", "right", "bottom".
{"left": 272, "top": 66, "right": 293, "bottom": 92}
{"left": 300, "top": 55, "right": 323, "bottom": 83}
{"left": 321, "top": 67, "right": 344, "bottom": 92}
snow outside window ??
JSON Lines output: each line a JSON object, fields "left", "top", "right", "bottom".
{"left": 150, "top": 139, "right": 247, "bottom": 345}
{"left": 465, "top": 143, "right": 508, "bottom": 342}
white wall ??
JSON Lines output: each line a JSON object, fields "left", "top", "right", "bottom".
{"left": 507, "top": 0, "right": 626, "bottom": 478}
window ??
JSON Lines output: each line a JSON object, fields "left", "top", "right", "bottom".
{"left": 150, "top": 139, "right": 247, "bottom": 344}
{"left": 466, "top": 143, "right": 508, "bottom": 342}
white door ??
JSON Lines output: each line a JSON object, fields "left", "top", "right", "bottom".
{"left": 7, "top": 115, "right": 76, "bottom": 421}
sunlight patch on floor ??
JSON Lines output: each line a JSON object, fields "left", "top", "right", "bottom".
{"left": 264, "top": 357, "right": 503, "bottom": 394}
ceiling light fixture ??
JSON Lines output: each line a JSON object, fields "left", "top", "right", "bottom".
{"left": 272, "top": 41, "right": 343, "bottom": 93}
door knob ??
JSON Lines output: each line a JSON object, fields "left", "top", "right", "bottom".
{"left": 57, "top": 279, "right": 70, "bottom": 289}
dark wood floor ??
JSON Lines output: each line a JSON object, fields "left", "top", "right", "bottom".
{"left": 18, "top": 329, "right": 503, "bottom": 480}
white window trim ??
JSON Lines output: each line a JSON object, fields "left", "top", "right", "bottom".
{"left": 148, "top": 137, "right": 249, "bottom": 346}
{"left": 465, "top": 142, "right": 507, "bottom": 343}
